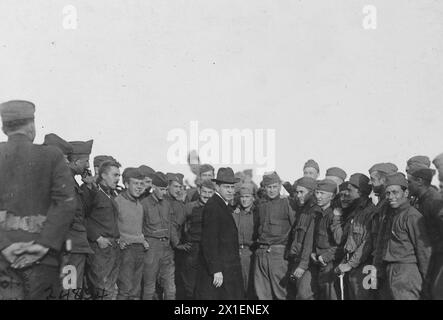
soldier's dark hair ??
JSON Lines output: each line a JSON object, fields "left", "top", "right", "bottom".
{"left": 2, "top": 119, "right": 33, "bottom": 134}
{"left": 98, "top": 160, "right": 121, "bottom": 179}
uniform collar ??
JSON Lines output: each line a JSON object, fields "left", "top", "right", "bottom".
{"left": 121, "top": 190, "right": 138, "bottom": 203}
{"left": 8, "top": 133, "right": 32, "bottom": 143}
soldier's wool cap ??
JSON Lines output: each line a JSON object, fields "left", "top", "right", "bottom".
{"left": 262, "top": 171, "right": 282, "bottom": 186}
{"left": 199, "top": 164, "right": 215, "bottom": 174}
{"left": 385, "top": 172, "right": 408, "bottom": 188}
{"left": 200, "top": 180, "right": 216, "bottom": 190}
{"left": 316, "top": 179, "right": 337, "bottom": 193}
{"left": 432, "top": 153, "right": 443, "bottom": 170}
{"left": 122, "top": 167, "right": 144, "bottom": 182}
{"left": 70, "top": 140, "right": 93, "bottom": 156}
{"left": 349, "top": 173, "right": 372, "bottom": 195}
{"left": 0, "top": 100, "right": 35, "bottom": 122}
{"left": 138, "top": 165, "right": 156, "bottom": 178}
{"left": 295, "top": 177, "right": 317, "bottom": 191}
{"left": 212, "top": 167, "right": 240, "bottom": 184}
{"left": 239, "top": 182, "right": 255, "bottom": 196}
{"left": 326, "top": 167, "right": 347, "bottom": 181}
{"left": 369, "top": 162, "right": 398, "bottom": 175}
{"left": 304, "top": 159, "right": 320, "bottom": 172}
{"left": 339, "top": 181, "right": 349, "bottom": 192}
{"left": 167, "top": 172, "right": 184, "bottom": 185}
{"left": 409, "top": 167, "right": 436, "bottom": 182}
{"left": 152, "top": 171, "right": 169, "bottom": 188}
{"left": 243, "top": 169, "right": 253, "bottom": 178}
{"left": 93, "top": 155, "right": 115, "bottom": 167}
{"left": 406, "top": 155, "right": 431, "bottom": 173}
{"left": 44, "top": 133, "right": 73, "bottom": 155}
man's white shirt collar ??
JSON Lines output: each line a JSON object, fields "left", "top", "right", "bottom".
{"left": 215, "top": 192, "right": 229, "bottom": 206}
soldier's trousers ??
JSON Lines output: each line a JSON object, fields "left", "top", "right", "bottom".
{"left": 316, "top": 262, "right": 339, "bottom": 300}
{"left": 429, "top": 252, "right": 443, "bottom": 300}
{"left": 180, "top": 243, "right": 200, "bottom": 299}
{"left": 347, "top": 264, "right": 374, "bottom": 300}
{"left": 239, "top": 246, "right": 256, "bottom": 299}
{"left": 60, "top": 252, "right": 87, "bottom": 300}
{"left": 254, "top": 245, "right": 289, "bottom": 300}
{"left": 117, "top": 244, "right": 145, "bottom": 300}
{"left": 86, "top": 242, "right": 121, "bottom": 300}
{"left": 294, "top": 267, "right": 318, "bottom": 300}
{"left": 0, "top": 256, "right": 60, "bottom": 300}
{"left": 384, "top": 262, "right": 422, "bottom": 300}
{"left": 142, "top": 238, "right": 175, "bottom": 300}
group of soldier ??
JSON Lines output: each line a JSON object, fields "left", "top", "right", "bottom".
{"left": 0, "top": 100, "right": 443, "bottom": 300}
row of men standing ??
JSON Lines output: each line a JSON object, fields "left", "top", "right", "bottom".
{"left": 1, "top": 100, "right": 443, "bottom": 300}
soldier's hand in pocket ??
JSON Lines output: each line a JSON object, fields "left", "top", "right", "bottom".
{"left": 142, "top": 240, "right": 150, "bottom": 251}
{"left": 97, "top": 236, "right": 112, "bottom": 249}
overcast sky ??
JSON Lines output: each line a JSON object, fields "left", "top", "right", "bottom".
{"left": 1, "top": 0, "right": 443, "bottom": 185}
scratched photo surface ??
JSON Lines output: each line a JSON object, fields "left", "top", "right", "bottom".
{"left": 1, "top": 0, "right": 443, "bottom": 304}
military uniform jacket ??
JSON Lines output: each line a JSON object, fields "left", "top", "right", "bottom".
{"left": 66, "top": 179, "right": 93, "bottom": 254}
{"left": 85, "top": 184, "right": 120, "bottom": 242}
{"left": 340, "top": 197, "right": 375, "bottom": 268}
{"left": 164, "top": 193, "right": 186, "bottom": 241}
{"left": 141, "top": 194, "right": 179, "bottom": 247}
{"left": 289, "top": 196, "right": 322, "bottom": 270}
{"left": 314, "top": 206, "right": 342, "bottom": 263}
{"left": 383, "top": 201, "right": 432, "bottom": 279}
{"left": 257, "top": 195, "right": 296, "bottom": 246}
{"left": 183, "top": 200, "right": 205, "bottom": 243}
{"left": 0, "top": 134, "right": 76, "bottom": 259}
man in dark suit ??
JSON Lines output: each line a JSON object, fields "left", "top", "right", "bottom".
{"left": 195, "top": 167, "right": 245, "bottom": 300}
{"left": 0, "top": 100, "right": 76, "bottom": 300}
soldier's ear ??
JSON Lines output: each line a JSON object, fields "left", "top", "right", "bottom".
{"left": 404, "top": 188, "right": 409, "bottom": 198}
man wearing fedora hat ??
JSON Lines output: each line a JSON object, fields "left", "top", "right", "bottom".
{"left": 195, "top": 167, "right": 245, "bottom": 300}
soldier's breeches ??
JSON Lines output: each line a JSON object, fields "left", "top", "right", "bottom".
{"left": 386, "top": 263, "right": 422, "bottom": 300}
{"left": 348, "top": 264, "right": 374, "bottom": 300}
{"left": 117, "top": 244, "right": 145, "bottom": 300}
{"left": 317, "top": 262, "right": 339, "bottom": 300}
{"left": 180, "top": 244, "right": 200, "bottom": 299}
{"left": 142, "top": 239, "right": 175, "bottom": 300}
{"left": 86, "top": 242, "right": 121, "bottom": 300}
{"left": 254, "top": 246, "right": 289, "bottom": 300}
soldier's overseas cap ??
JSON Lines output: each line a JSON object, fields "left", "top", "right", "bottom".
{"left": 0, "top": 100, "right": 35, "bottom": 122}
{"left": 200, "top": 180, "right": 216, "bottom": 190}
{"left": 407, "top": 155, "right": 431, "bottom": 173}
{"left": 167, "top": 172, "right": 184, "bottom": 185}
{"left": 199, "top": 164, "right": 215, "bottom": 174}
{"left": 262, "top": 171, "right": 282, "bottom": 186}
{"left": 349, "top": 173, "right": 371, "bottom": 195}
{"left": 326, "top": 167, "right": 347, "bottom": 181}
{"left": 239, "top": 182, "right": 255, "bottom": 196}
{"left": 122, "top": 167, "right": 144, "bottom": 182}
{"left": 94, "top": 155, "right": 115, "bottom": 167}
{"left": 432, "top": 153, "right": 443, "bottom": 170}
{"left": 316, "top": 179, "right": 337, "bottom": 193}
{"left": 304, "top": 159, "right": 320, "bottom": 173}
{"left": 409, "top": 167, "right": 436, "bottom": 182}
{"left": 369, "top": 162, "right": 398, "bottom": 175}
{"left": 152, "top": 171, "right": 169, "bottom": 188}
{"left": 44, "top": 133, "right": 73, "bottom": 155}
{"left": 70, "top": 140, "right": 93, "bottom": 156}
{"left": 385, "top": 172, "right": 408, "bottom": 188}
{"left": 138, "top": 165, "right": 156, "bottom": 178}
{"left": 295, "top": 177, "right": 317, "bottom": 191}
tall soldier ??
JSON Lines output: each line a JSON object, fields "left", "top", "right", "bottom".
{"left": 0, "top": 100, "right": 76, "bottom": 300}
{"left": 165, "top": 172, "right": 190, "bottom": 299}
{"left": 334, "top": 173, "right": 375, "bottom": 300}
{"left": 311, "top": 179, "right": 342, "bottom": 300}
{"left": 85, "top": 160, "right": 122, "bottom": 300}
{"left": 369, "top": 162, "right": 398, "bottom": 299}
{"left": 115, "top": 168, "right": 149, "bottom": 300}
{"left": 180, "top": 180, "right": 215, "bottom": 299}
{"left": 407, "top": 167, "right": 443, "bottom": 299}
{"left": 141, "top": 172, "right": 179, "bottom": 300}
{"left": 254, "top": 171, "right": 296, "bottom": 300}
{"left": 378, "top": 173, "right": 432, "bottom": 299}
{"left": 232, "top": 182, "right": 259, "bottom": 299}
{"left": 195, "top": 167, "right": 244, "bottom": 300}
{"left": 63, "top": 139, "right": 95, "bottom": 299}
{"left": 288, "top": 177, "right": 321, "bottom": 300}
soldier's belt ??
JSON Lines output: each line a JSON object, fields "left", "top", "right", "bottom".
{"left": 0, "top": 211, "right": 46, "bottom": 233}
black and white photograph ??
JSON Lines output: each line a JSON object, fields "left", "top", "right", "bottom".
{"left": 1, "top": 0, "right": 443, "bottom": 309}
